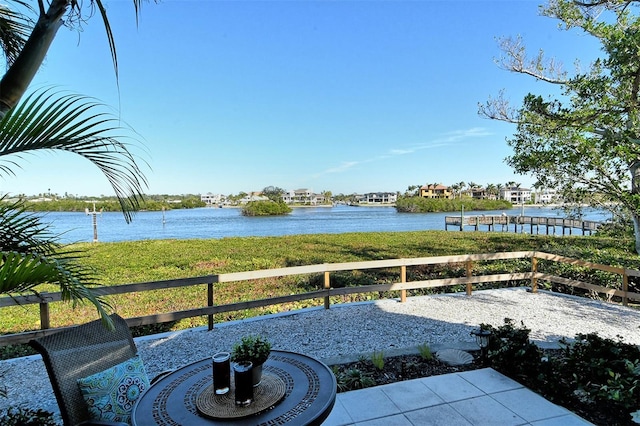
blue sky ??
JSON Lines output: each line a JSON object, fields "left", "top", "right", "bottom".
{"left": 1, "top": 0, "right": 601, "bottom": 197}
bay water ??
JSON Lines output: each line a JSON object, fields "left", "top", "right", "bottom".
{"left": 39, "top": 205, "right": 610, "bottom": 244}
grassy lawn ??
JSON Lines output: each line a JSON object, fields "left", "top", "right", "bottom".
{"left": 2, "top": 230, "right": 638, "bottom": 336}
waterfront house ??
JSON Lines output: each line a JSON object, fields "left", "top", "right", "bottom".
{"left": 500, "top": 186, "right": 532, "bottom": 204}
{"left": 361, "top": 192, "right": 398, "bottom": 204}
{"left": 420, "top": 184, "right": 452, "bottom": 199}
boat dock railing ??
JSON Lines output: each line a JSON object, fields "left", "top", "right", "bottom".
{"left": 444, "top": 215, "right": 601, "bottom": 235}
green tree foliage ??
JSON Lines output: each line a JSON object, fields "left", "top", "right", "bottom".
{"left": 394, "top": 196, "right": 511, "bottom": 213}
{"left": 22, "top": 195, "right": 205, "bottom": 212}
{"left": 480, "top": 0, "right": 640, "bottom": 253}
{"left": 242, "top": 200, "right": 292, "bottom": 216}
{"left": 262, "top": 186, "right": 286, "bottom": 202}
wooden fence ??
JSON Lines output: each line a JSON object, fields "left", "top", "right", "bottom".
{"left": 1, "top": 251, "right": 638, "bottom": 346}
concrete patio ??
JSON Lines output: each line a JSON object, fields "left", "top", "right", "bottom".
{"left": 322, "top": 368, "right": 592, "bottom": 426}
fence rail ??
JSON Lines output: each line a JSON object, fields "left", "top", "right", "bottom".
{"left": 1, "top": 251, "right": 638, "bottom": 346}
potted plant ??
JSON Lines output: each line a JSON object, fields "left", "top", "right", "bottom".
{"left": 231, "top": 334, "right": 272, "bottom": 386}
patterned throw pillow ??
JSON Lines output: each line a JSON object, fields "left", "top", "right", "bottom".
{"left": 77, "top": 354, "right": 150, "bottom": 424}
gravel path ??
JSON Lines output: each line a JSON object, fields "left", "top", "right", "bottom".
{"left": 2, "top": 288, "right": 639, "bottom": 422}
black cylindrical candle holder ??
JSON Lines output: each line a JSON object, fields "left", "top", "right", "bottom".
{"left": 233, "top": 361, "right": 253, "bottom": 406}
{"left": 212, "top": 352, "right": 230, "bottom": 395}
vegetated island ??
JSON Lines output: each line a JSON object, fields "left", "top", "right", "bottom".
{"left": 394, "top": 196, "right": 513, "bottom": 213}
{"left": 241, "top": 200, "right": 292, "bottom": 216}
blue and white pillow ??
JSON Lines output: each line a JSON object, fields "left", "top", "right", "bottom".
{"left": 77, "top": 354, "right": 150, "bottom": 424}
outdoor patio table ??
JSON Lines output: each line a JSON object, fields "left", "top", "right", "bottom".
{"left": 131, "top": 350, "right": 337, "bottom": 426}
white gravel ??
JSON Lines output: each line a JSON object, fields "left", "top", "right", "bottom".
{"left": 2, "top": 288, "right": 639, "bottom": 423}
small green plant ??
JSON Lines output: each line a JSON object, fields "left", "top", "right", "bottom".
{"left": 0, "top": 407, "right": 56, "bottom": 426}
{"left": 336, "top": 368, "right": 375, "bottom": 391}
{"left": 417, "top": 343, "right": 433, "bottom": 360}
{"left": 371, "top": 351, "right": 385, "bottom": 370}
{"left": 230, "top": 334, "right": 272, "bottom": 365}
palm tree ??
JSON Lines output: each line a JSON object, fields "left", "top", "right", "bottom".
{"left": 0, "top": 1, "right": 149, "bottom": 324}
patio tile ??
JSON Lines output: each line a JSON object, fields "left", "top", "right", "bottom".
{"left": 380, "top": 379, "right": 445, "bottom": 411}
{"left": 354, "top": 414, "right": 413, "bottom": 425}
{"left": 490, "top": 388, "right": 574, "bottom": 422}
{"left": 458, "top": 368, "right": 523, "bottom": 394}
{"left": 449, "top": 395, "right": 526, "bottom": 426}
{"left": 403, "top": 404, "right": 473, "bottom": 426}
{"left": 530, "top": 414, "right": 595, "bottom": 425}
{"left": 338, "top": 386, "right": 402, "bottom": 423}
{"left": 322, "top": 398, "right": 354, "bottom": 425}
{"left": 420, "top": 373, "right": 485, "bottom": 402}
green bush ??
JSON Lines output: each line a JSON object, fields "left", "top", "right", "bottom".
{"left": 0, "top": 407, "right": 56, "bottom": 426}
{"left": 485, "top": 319, "right": 640, "bottom": 424}
{"left": 482, "top": 319, "right": 544, "bottom": 383}
{"left": 394, "top": 196, "right": 512, "bottom": 213}
{"left": 241, "top": 200, "right": 292, "bottom": 216}
{"left": 556, "top": 333, "right": 640, "bottom": 419}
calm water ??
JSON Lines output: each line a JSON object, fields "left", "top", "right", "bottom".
{"left": 40, "top": 205, "right": 611, "bottom": 244}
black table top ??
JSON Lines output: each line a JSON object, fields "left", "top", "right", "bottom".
{"left": 131, "top": 350, "right": 337, "bottom": 426}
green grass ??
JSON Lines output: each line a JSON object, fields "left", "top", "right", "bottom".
{"left": 2, "top": 231, "right": 639, "bottom": 337}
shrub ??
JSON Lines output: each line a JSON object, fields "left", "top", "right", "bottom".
{"left": 555, "top": 333, "right": 640, "bottom": 421}
{"left": 484, "top": 319, "right": 640, "bottom": 424}
{"left": 241, "top": 201, "right": 292, "bottom": 216}
{"left": 0, "top": 407, "right": 56, "bottom": 426}
{"left": 482, "top": 318, "right": 544, "bottom": 384}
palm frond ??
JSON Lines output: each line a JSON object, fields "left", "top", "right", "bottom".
{"left": 0, "top": 250, "right": 112, "bottom": 321}
{"left": 0, "top": 1, "right": 33, "bottom": 67}
{"left": 0, "top": 195, "right": 59, "bottom": 254}
{"left": 0, "top": 89, "right": 148, "bottom": 222}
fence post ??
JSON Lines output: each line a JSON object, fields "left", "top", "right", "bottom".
{"left": 531, "top": 255, "right": 538, "bottom": 293}
{"left": 207, "top": 281, "right": 214, "bottom": 330}
{"left": 465, "top": 261, "right": 473, "bottom": 296}
{"left": 400, "top": 265, "right": 407, "bottom": 303}
{"left": 622, "top": 272, "right": 629, "bottom": 307}
{"left": 323, "top": 271, "right": 331, "bottom": 309}
{"left": 39, "top": 292, "right": 50, "bottom": 330}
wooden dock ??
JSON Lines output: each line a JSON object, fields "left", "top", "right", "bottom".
{"left": 444, "top": 215, "right": 601, "bottom": 235}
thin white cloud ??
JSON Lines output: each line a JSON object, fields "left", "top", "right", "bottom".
{"left": 314, "top": 127, "right": 492, "bottom": 178}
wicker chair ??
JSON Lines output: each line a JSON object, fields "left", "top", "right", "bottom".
{"left": 29, "top": 314, "right": 141, "bottom": 426}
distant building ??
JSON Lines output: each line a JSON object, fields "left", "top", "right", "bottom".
{"left": 500, "top": 186, "right": 532, "bottom": 204}
{"left": 469, "top": 187, "right": 487, "bottom": 200}
{"left": 239, "top": 193, "right": 269, "bottom": 204}
{"left": 282, "top": 189, "right": 325, "bottom": 205}
{"left": 361, "top": 192, "right": 397, "bottom": 204}
{"left": 420, "top": 184, "right": 452, "bottom": 199}
{"left": 201, "top": 193, "right": 225, "bottom": 206}
{"left": 535, "top": 188, "right": 559, "bottom": 204}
